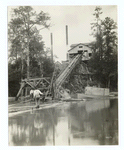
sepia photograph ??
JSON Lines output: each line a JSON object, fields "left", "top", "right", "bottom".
{"left": 8, "top": 5, "right": 118, "bottom": 146}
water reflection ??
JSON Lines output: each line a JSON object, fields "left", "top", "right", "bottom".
{"left": 9, "top": 99, "right": 118, "bottom": 146}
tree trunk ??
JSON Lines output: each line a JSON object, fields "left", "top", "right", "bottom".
{"left": 27, "top": 34, "right": 30, "bottom": 79}
{"left": 27, "top": 12, "right": 30, "bottom": 79}
{"left": 21, "top": 52, "right": 24, "bottom": 80}
{"left": 108, "top": 77, "right": 110, "bottom": 88}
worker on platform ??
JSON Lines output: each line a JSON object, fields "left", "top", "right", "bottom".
{"left": 34, "top": 89, "right": 44, "bottom": 108}
{"left": 30, "top": 89, "right": 44, "bottom": 108}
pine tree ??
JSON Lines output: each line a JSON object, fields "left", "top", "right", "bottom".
{"left": 8, "top": 6, "right": 51, "bottom": 79}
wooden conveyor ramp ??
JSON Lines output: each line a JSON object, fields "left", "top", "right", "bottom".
{"left": 54, "top": 53, "right": 83, "bottom": 99}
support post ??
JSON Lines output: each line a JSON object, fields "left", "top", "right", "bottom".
{"left": 21, "top": 89, "right": 23, "bottom": 101}
{"left": 25, "top": 87, "right": 28, "bottom": 97}
{"left": 15, "top": 82, "right": 25, "bottom": 101}
{"left": 51, "top": 33, "right": 53, "bottom": 63}
{"left": 68, "top": 115, "right": 71, "bottom": 146}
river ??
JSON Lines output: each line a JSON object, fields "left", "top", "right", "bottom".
{"left": 9, "top": 98, "right": 118, "bottom": 146}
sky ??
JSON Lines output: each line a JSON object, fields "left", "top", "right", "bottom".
{"left": 8, "top": 5, "right": 117, "bottom": 62}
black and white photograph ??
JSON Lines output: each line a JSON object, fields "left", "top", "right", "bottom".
{"left": 7, "top": 5, "right": 118, "bottom": 146}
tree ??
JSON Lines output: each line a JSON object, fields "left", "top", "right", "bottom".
{"left": 8, "top": 6, "right": 55, "bottom": 96}
{"left": 102, "top": 17, "right": 117, "bottom": 59}
{"left": 88, "top": 7, "right": 118, "bottom": 90}
{"left": 8, "top": 51, "right": 55, "bottom": 97}
{"left": 8, "top": 58, "right": 27, "bottom": 96}
{"left": 91, "top": 6, "right": 103, "bottom": 59}
{"left": 101, "top": 17, "right": 117, "bottom": 88}
{"left": 8, "top": 6, "right": 51, "bottom": 79}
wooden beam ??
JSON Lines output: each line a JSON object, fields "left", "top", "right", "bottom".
{"left": 22, "top": 77, "right": 50, "bottom": 82}
{"left": 35, "top": 79, "right": 42, "bottom": 87}
{"left": 25, "top": 81, "right": 35, "bottom": 89}
{"left": 25, "top": 87, "right": 28, "bottom": 97}
{"left": 43, "top": 78, "right": 50, "bottom": 84}
{"left": 15, "top": 82, "right": 25, "bottom": 101}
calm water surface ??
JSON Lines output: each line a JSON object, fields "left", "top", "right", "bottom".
{"left": 9, "top": 99, "right": 118, "bottom": 146}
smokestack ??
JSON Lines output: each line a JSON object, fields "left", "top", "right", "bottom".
{"left": 66, "top": 25, "right": 69, "bottom": 60}
{"left": 66, "top": 25, "right": 68, "bottom": 46}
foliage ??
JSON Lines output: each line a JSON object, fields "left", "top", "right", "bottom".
{"left": 8, "top": 55, "right": 54, "bottom": 96}
{"left": 88, "top": 6, "right": 118, "bottom": 90}
{"left": 8, "top": 58, "right": 27, "bottom": 96}
{"left": 8, "top": 6, "right": 51, "bottom": 78}
{"left": 8, "top": 6, "right": 54, "bottom": 96}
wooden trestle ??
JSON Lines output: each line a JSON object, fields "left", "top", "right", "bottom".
{"left": 15, "top": 77, "right": 51, "bottom": 101}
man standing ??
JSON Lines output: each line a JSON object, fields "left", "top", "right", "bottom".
{"left": 33, "top": 89, "right": 43, "bottom": 108}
